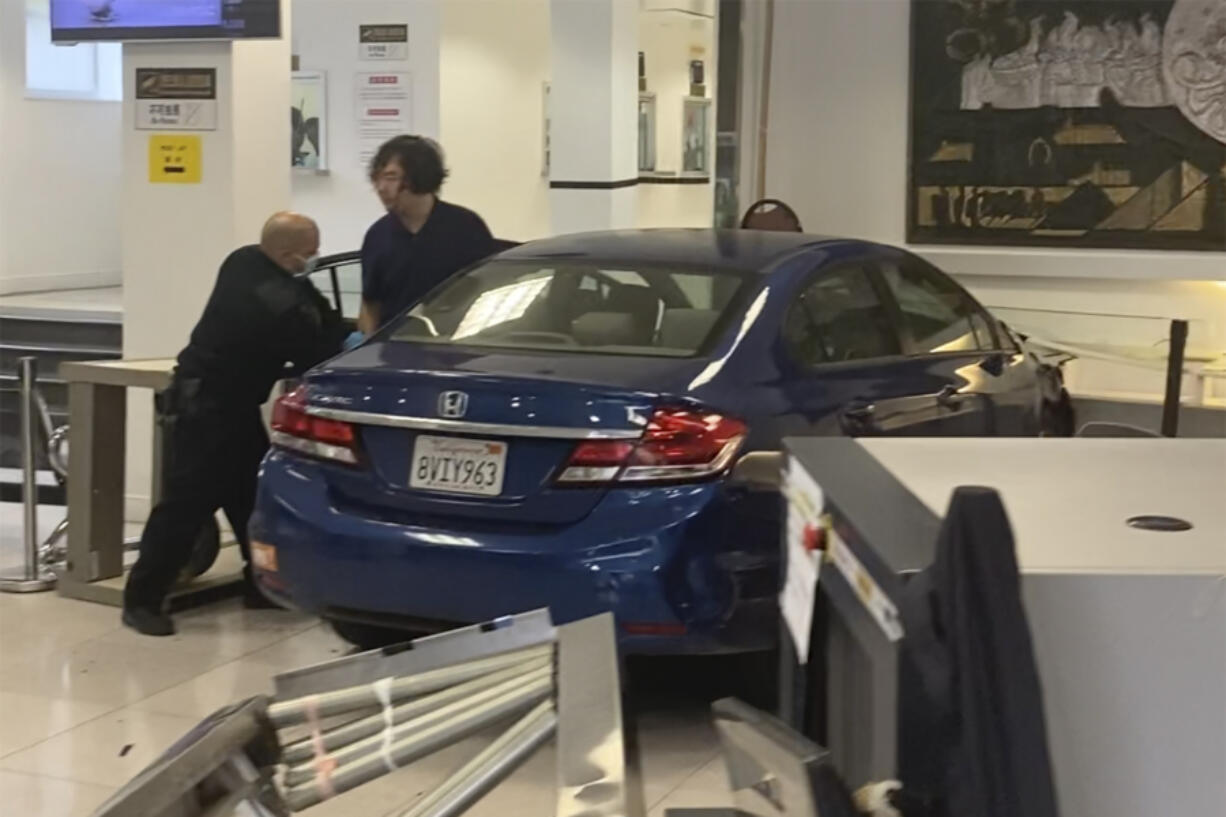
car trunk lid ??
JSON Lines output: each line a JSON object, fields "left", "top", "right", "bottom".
{"left": 302, "top": 345, "right": 710, "bottom": 526}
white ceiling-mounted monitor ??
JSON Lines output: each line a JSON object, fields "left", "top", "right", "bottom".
{"left": 50, "top": 0, "right": 281, "bottom": 43}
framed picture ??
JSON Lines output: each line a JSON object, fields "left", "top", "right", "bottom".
{"left": 639, "top": 93, "right": 657, "bottom": 172}
{"left": 908, "top": 0, "right": 1226, "bottom": 251}
{"left": 291, "top": 70, "right": 328, "bottom": 171}
{"left": 690, "top": 59, "right": 706, "bottom": 97}
{"left": 682, "top": 97, "right": 711, "bottom": 175}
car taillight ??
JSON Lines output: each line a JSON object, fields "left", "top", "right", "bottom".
{"left": 556, "top": 408, "right": 746, "bottom": 486}
{"left": 270, "top": 386, "right": 359, "bottom": 465}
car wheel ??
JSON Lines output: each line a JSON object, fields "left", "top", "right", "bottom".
{"left": 328, "top": 618, "right": 416, "bottom": 651}
{"left": 729, "top": 648, "right": 779, "bottom": 712}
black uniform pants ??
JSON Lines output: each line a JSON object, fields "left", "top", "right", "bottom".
{"left": 124, "top": 402, "right": 269, "bottom": 610}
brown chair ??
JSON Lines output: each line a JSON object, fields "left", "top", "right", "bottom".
{"left": 740, "top": 198, "right": 803, "bottom": 232}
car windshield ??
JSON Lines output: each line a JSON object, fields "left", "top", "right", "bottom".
{"left": 388, "top": 260, "right": 749, "bottom": 358}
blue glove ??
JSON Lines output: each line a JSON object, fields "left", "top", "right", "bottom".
{"left": 343, "top": 330, "right": 366, "bottom": 351}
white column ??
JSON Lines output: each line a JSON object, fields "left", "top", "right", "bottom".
{"left": 120, "top": 5, "right": 291, "bottom": 519}
{"left": 549, "top": 0, "right": 638, "bottom": 235}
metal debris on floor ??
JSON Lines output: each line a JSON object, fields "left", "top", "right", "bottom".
{"left": 85, "top": 609, "right": 634, "bottom": 817}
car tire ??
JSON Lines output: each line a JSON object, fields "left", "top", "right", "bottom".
{"left": 729, "top": 648, "right": 779, "bottom": 712}
{"left": 328, "top": 618, "right": 416, "bottom": 651}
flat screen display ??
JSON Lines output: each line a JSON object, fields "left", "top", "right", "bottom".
{"left": 51, "top": 0, "right": 280, "bottom": 43}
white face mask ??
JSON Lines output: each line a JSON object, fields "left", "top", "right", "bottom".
{"left": 300, "top": 253, "right": 320, "bottom": 275}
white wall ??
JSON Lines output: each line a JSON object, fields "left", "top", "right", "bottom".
{"left": 121, "top": 25, "right": 292, "bottom": 520}
{"left": 0, "top": 0, "right": 122, "bottom": 296}
{"left": 548, "top": 0, "right": 641, "bottom": 234}
{"left": 764, "top": 0, "right": 1226, "bottom": 401}
{"left": 120, "top": 41, "right": 290, "bottom": 362}
{"left": 440, "top": 0, "right": 551, "bottom": 241}
{"left": 637, "top": 4, "right": 717, "bottom": 229}
{"left": 291, "top": 0, "right": 442, "bottom": 255}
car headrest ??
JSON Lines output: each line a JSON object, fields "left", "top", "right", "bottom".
{"left": 659, "top": 308, "right": 720, "bottom": 350}
{"left": 605, "top": 284, "right": 663, "bottom": 321}
{"left": 740, "top": 198, "right": 803, "bottom": 232}
{"left": 571, "top": 312, "right": 640, "bottom": 348}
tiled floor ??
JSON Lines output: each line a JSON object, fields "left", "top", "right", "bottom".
{"left": 0, "top": 588, "right": 733, "bottom": 816}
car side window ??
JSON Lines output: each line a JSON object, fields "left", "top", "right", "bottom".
{"left": 783, "top": 265, "right": 901, "bottom": 366}
{"left": 306, "top": 269, "right": 338, "bottom": 311}
{"left": 880, "top": 260, "right": 999, "bottom": 353}
{"left": 305, "top": 259, "right": 363, "bottom": 321}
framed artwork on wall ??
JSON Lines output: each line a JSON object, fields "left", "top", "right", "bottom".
{"left": 908, "top": 0, "right": 1226, "bottom": 251}
{"left": 682, "top": 97, "right": 711, "bottom": 175}
{"left": 291, "top": 70, "right": 327, "bottom": 171}
{"left": 639, "top": 93, "right": 657, "bottom": 172}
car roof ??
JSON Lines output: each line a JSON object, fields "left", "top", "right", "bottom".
{"left": 497, "top": 229, "right": 851, "bottom": 272}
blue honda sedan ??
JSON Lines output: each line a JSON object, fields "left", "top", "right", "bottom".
{"left": 249, "top": 230, "right": 1069, "bottom": 653}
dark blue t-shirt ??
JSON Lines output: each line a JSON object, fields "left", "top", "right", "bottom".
{"left": 360, "top": 201, "right": 494, "bottom": 325}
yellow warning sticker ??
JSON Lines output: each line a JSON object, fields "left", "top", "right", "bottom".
{"left": 148, "top": 134, "right": 202, "bottom": 184}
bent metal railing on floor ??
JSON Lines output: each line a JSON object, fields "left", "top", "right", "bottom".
{"left": 87, "top": 609, "right": 641, "bottom": 817}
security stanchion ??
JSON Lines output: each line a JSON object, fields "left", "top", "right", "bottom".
{"left": 1, "top": 357, "right": 56, "bottom": 593}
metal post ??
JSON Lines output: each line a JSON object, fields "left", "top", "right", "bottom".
{"left": 280, "top": 667, "right": 553, "bottom": 786}
{"left": 1161, "top": 319, "right": 1188, "bottom": 438}
{"left": 281, "top": 676, "right": 552, "bottom": 811}
{"left": 280, "top": 656, "right": 552, "bottom": 764}
{"left": 397, "top": 701, "right": 557, "bottom": 817}
{"left": 1, "top": 357, "right": 56, "bottom": 593}
{"left": 269, "top": 644, "right": 553, "bottom": 726}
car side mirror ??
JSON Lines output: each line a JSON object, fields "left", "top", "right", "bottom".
{"left": 727, "top": 451, "right": 784, "bottom": 491}
{"left": 979, "top": 353, "right": 1006, "bottom": 377}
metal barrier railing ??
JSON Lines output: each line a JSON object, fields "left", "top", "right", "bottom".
{"left": 991, "top": 306, "right": 1226, "bottom": 408}
{"left": 33, "top": 365, "right": 71, "bottom": 574}
{"left": 2, "top": 355, "right": 221, "bottom": 596}
{"left": 0, "top": 357, "right": 57, "bottom": 592}
{"left": 89, "top": 609, "right": 639, "bottom": 817}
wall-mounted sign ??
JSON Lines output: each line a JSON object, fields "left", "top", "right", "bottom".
{"left": 135, "top": 68, "right": 217, "bottom": 131}
{"left": 355, "top": 72, "right": 412, "bottom": 166}
{"left": 689, "top": 59, "right": 706, "bottom": 98}
{"left": 148, "top": 134, "right": 202, "bottom": 184}
{"left": 780, "top": 457, "right": 825, "bottom": 663}
{"left": 359, "top": 24, "right": 408, "bottom": 61}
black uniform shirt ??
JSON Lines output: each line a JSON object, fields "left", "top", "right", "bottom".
{"left": 176, "top": 245, "right": 346, "bottom": 408}
{"left": 360, "top": 201, "right": 494, "bottom": 325}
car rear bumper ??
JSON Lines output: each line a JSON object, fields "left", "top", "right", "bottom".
{"left": 250, "top": 450, "right": 778, "bottom": 654}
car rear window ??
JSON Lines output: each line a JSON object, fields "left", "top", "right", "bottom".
{"left": 388, "top": 261, "right": 748, "bottom": 358}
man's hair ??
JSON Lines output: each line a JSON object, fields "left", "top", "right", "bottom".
{"left": 368, "top": 135, "right": 448, "bottom": 195}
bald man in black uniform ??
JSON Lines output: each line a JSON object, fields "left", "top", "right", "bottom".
{"left": 123, "top": 212, "right": 347, "bottom": 636}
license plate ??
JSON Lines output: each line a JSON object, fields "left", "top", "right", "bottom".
{"left": 410, "top": 436, "right": 507, "bottom": 497}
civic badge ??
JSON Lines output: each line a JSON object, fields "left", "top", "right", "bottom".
{"left": 437, "top": 391, "right": 469, "bottom": 419}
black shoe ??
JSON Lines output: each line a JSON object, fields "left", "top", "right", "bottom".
{"left": 122, "top": 606, "right": 175, "bottom": 636}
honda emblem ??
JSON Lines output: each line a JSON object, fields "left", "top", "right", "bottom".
{"left": 438, "top": 391, "right": 469, "bottom": 419}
